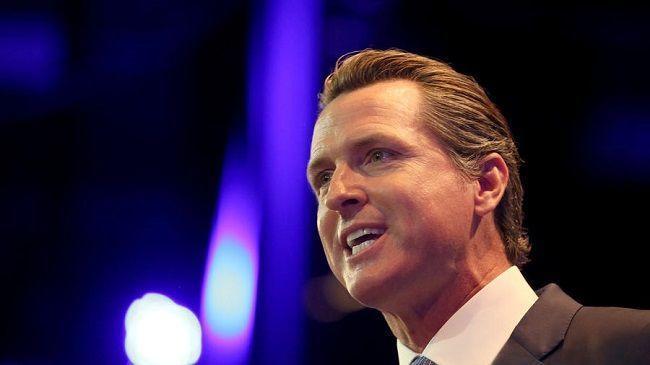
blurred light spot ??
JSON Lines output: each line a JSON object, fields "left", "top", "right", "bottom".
{"left": 203, "top": 237, "right": 255, "bottom": 337}
{"left": 303, "top": 274, "right": 364, "bottom": 322}
{"left": 582, "top": 103, "right": 650, "bottom": 180}
{"left": 201, "top": 141, "right": 259, "bottom": 364}
{"left": 0, "top": 16, "right": 64, "bottom": 93}
{"left": 125, "top": 293, "right": 201, "bottom": 365}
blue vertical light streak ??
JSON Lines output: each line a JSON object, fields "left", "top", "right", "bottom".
{"left": 201, "top": 142, "right": 259, "bottom": 365}
{"left": 202, "top": 0, "right": 320, "bottom": 362}
{"left": 248, "top": 0, "right": 321, "bottom": 364}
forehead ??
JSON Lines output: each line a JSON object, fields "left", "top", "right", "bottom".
{"left": 310, "top": 80, "right": 424, "bottom": 158}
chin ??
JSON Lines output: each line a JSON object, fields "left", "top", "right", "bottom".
{"left": 344, "top": 273, "right": 400, "bottom": 310}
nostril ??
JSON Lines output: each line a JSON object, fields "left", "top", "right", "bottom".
{"left": 342, "top": 198, "right": 360, "bottom": 207}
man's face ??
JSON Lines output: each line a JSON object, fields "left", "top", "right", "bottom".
{"left": 307, "top": 80, "right": 477, "bottom": 310}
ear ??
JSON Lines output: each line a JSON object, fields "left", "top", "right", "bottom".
{"left": 474, "top": 153, "right": 509, "bottom": 216}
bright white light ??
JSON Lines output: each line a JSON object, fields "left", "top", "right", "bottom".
{"left": 125, "top": 293, "right": 202, "bottom": 365}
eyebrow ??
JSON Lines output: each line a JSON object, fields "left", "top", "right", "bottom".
{"left": 306, "top": 154, "right": 329, "bottom": 184}
{"left": 306, "top": 132, "right": 405, "bottom": 178}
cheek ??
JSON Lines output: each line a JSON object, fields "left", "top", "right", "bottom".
{"left": 316, "top": 208, "right": 347, "bottom": 283}
{"left": 386, "top": 175, "right": 473, "bottom": 243}
{"left": 418, "top": 185, "right": 474, "bottom": 243}
{"left": 316, "top": 207, "right": 338, "bottom": 252}
{"left": 316, "top": 205, "right": 332, "bottom": 236}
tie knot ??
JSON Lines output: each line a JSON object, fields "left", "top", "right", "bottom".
{"left": 410, "top": 355, "right": 436, "bottom": 365}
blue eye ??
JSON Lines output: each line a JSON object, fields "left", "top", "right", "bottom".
{"left": 318, "top": 171, "right": 332, "bottom": 187}
{"left": 368, "top": 150, "right": 393, "bottom": 163}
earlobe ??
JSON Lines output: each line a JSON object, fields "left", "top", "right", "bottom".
{"left": 474, "top": 153, "right": 509, "bottom": 216}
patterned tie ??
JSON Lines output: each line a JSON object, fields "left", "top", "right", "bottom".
{"left": 409, "top": 355, "right": 437, "bottom": 365}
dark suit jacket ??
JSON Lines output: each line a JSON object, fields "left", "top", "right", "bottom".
{"left": 492, "top": 284, "right": 650, "bottom": 365}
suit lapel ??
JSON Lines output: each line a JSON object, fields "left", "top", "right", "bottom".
{"left": 492, "top": 284, "right": 582, "bottom": 365}
{"left": 492, "top": 339, "right": 542, "bottom": 365}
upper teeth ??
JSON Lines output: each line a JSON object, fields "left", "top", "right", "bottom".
{"left": 346, "top": 228, "right": 385, "bottom": 248}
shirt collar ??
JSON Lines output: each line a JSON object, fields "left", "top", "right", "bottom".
{"left": 397, "top": 338, "right": 419, "bottom": 365}
{"left": 397, "top": 266, "right": 538, "bottom": 365}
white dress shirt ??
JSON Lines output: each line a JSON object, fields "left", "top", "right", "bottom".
{"left": 397, "top": 266, "right": 538, "bottom": 365}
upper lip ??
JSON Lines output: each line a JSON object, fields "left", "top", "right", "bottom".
{"left": 339, "top": 223, "right": 387, "bottom": 249}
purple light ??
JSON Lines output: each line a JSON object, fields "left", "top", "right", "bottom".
{"left": 201, "top": 142, "right": 259, "bottom": 365}
{"left": 0, "top": 16, "right": 65, "bottom": 93}
{"left": 201, "top": 0, "right": 321, "bottom": 362}
{"left": 581, "top": 102, "right": 650, "bottom": 180}
{"left": 248, "top": 0, "right": 321, "bottom": 364}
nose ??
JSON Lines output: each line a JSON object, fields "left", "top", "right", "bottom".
{"left": 324, "top": 166, "right": 367, "bottom": 218}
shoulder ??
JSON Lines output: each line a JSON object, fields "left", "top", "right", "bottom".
{"left": 571, "top": 305, "right": 650, "bottom": 335}
{"left": 552, "top": 303, "right": 650, "bottom": 364}
{"left": 569, "top": 306, "right": 650, "bottom": 348}
{"left": 494, "top": 284, "right": 650, "bottom": 365}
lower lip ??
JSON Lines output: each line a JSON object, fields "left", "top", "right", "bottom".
{"left": 346, "top": 234, "right": 385, "bottom": 262}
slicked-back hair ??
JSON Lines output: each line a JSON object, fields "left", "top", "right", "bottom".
{"left": 318, "top": 49, "right": 530, "bottom": 266}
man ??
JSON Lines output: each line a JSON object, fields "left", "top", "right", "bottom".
{"left": 306, "top": 49, "right": 650, "bottom": 365}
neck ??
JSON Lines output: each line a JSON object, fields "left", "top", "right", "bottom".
{"left": 382, "top": 240, "right": 511, "bottom": 352}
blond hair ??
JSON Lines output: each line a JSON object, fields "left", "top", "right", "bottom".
{"left": 319, "top": 49, "right": 530, "bottom": 266}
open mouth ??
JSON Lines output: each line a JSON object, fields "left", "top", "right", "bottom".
{"left": 346, "top": 228, "right": 385, "bottom": 256}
